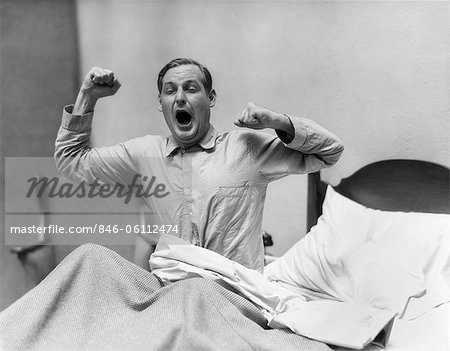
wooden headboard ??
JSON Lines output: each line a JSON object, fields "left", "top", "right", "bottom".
{"left": 307, "top": 159, "right": 450, "bottom": 231}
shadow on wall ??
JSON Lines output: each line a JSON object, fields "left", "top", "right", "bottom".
{"left": 1, "top": 0, "right": 87, "bottom": 311}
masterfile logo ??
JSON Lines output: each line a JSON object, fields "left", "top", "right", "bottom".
{"left": 26, "top": 174, "right": 170, "bottom": 204}
{"left": 4, "top": 157, "right": 189, "bottom": 246}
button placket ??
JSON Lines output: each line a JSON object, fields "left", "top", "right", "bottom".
{"left": 180, "top": 149, "right": 193, "bottom": 242}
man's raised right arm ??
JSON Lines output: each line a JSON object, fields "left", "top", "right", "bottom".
{"left": 72, "top": 66, "right": 121, "bottom": 115}
{"left": 55, "top": 67, "right": 138, "bottom": 185}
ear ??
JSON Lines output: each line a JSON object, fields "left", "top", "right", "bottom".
{"left": 157, "top": 94, "right": 162, "bottom": 112}
{"left": 209, "top": 89, "right": 217, "bottom": 108}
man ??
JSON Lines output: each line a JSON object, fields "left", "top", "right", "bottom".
{"left": 55, "top": 58, "right": 344, "bottom": 272}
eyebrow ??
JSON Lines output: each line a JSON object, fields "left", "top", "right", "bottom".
{"left": 163, "top": 79, "right": 201, "bottom": 87}
{"left": 183, "top": 79, "right": 200, "bottom": 85}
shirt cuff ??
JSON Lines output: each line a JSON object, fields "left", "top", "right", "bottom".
{"left": 276, "top": 114, "right": 307, "bottom": 149}
{"left": 61, "top": 104, "right": 94, "bottom": 132}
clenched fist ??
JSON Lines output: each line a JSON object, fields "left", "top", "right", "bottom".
{"left": 234, "top": 102, "right": 294, "bottom": 139}
{"left": 81, "top": 67, "right": 121, "bottom": 99}
{"left": 73, "top": 67, "right": 121, "bottom": 114}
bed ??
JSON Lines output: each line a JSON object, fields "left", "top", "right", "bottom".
{"left": 1, "top": 159, "right": 449, "bottom": 351}
{"left": 149, "top": 158, "right": 449, "bottom": 350}
{"left": 304, "top": 159, "right": 450, "bottom": 351}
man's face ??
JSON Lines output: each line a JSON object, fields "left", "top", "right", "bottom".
{"left": 158, "top": 64, "right": 216, "bottom": 148}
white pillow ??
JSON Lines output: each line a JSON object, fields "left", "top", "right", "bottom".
{"left": 264, "top": 186, "right": 450, "bottom": 319}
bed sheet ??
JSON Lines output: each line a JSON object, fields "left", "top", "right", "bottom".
{"left": 334, "top": 303, "right": 449, "bottom": 351}
{"left": 383, "top": 303, "right": 448, "bottom": 351}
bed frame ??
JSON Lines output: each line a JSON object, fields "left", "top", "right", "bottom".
{"left": 307, "top": 159, "right": 450, "bottom": 231}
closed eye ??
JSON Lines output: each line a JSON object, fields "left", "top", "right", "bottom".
{"left": 186, "top": 85, "right": 198, "bottom": 93}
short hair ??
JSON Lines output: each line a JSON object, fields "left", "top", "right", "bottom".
{"left": 157, "top": 58, "right": 213, "bottom": 93}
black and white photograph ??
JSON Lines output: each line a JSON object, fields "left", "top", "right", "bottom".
{"left": 1, "top": 0, "right": 449, "bottom": 350}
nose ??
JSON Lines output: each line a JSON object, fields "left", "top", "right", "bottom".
{"left": 175, "top": 88, "right": 186, "bottom": 105}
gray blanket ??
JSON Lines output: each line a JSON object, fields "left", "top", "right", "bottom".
{"left": 0, "top": 244, "right": 330, "bottom": 351}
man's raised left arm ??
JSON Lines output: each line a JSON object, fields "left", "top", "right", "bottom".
{"left": 234, "top": 102, "right": 344, "bottom": 180}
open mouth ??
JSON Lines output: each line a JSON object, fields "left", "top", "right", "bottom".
{"left": 175, "top": 110, "right": 192, "bottom": 126}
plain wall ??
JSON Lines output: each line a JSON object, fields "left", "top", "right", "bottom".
{"left": 313, "top": 1, "right": 450, "bottom": 185}
{"left": 1, "top": 0, "right": 80, "bottom": 311}
{"left": 76, "top": 0, "right": 449, "bottom": 256}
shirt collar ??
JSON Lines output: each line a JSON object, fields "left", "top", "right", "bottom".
{"left": 164, "top": 124, "right": 218, "bottom": 157}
